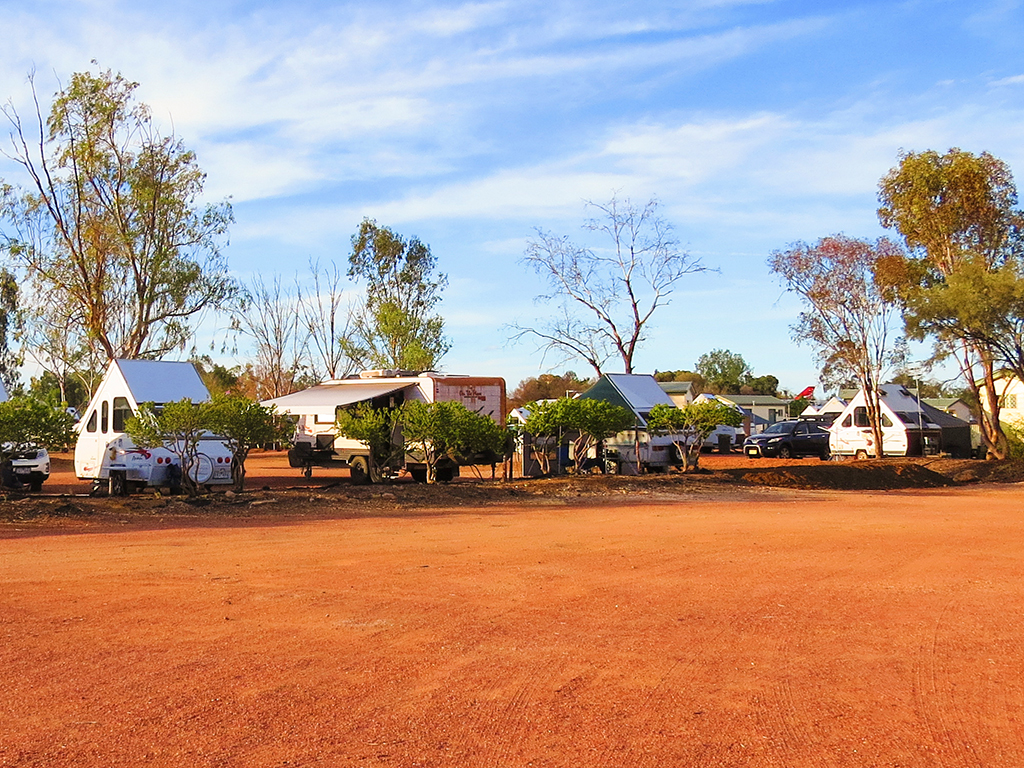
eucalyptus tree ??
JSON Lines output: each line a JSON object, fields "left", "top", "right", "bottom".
{"left": 344, "top": 219, "right": 449, "bottom": 372}
{"left": 0, "top": 67, "right": 235, "bottom": 363}
{"left": 769, "top": 235, "right": 906, "bottom": 457}
{"left": 878, "top": 148, "right": 1024, "bottom": 458}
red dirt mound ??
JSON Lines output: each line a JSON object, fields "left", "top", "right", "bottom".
{"left": 724, "top": 459, "right": 957, "bottom": 490}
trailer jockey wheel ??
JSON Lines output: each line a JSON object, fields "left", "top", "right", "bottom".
{"left": 303, "top": 465, "right": 313, "bottom": 479}
{"left": 349, "top": 456, "right": 371, "bottom": 485}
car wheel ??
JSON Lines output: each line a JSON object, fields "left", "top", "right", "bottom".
{"left": 29, "top": 479, "right": 43, "bottom": 492}
{"left": 819, "top": 448, "right": 831, "bottom": 461}
{"left": 778, "top": 445, "right": 792, "bottom": 459}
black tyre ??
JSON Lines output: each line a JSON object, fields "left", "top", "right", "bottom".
{"left": 819, "top": 448, "right": 831, "bottom": 461}
{"left": 410, "top": 467, "right": 428, "bottom": 483}
{"left": 855, "top": 449, "right": 869, "bottom": 461}
{"left": 778, "top": 445, "right": 792, "bottom": 459}
{"left": 349, "top": 456, "right": 371, "bottom": 485}
{"left": 109, "top": 471, "right": 128, "bottom": 496}
{"left": 434, "top": 466, "right": 455, "bottom": 483}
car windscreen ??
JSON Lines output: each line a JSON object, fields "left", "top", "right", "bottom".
{"left": 762, "top": 422, "right": 795, "bottom": 435}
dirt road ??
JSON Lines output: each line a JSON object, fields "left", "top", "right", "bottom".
{"left": 3, "top": 480, "right": 1024, "bottom": 767}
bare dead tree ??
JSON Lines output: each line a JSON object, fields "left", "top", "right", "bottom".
{"left": 514, "top": 194, "right": 708, "bottom": 375}
{"left": 299, "top": 260, "right": 358, "bottom": 381}
{"left": 237, "top": 274, "right": 309, "bottom": 399}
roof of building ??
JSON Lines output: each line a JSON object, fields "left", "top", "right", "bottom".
{"left": 657, "top": 381, "right": 694, "bottom": 395}
{"left": 719, "top": 394, "right": 790, "bottom": 407}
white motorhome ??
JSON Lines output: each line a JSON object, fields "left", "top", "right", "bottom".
{"left": 75, "top": 360, "right": 234, "bottom": 494}
{"left": 263, "top": 370, "right": 506, "bottom": 483}
{"left": 829, "top": 383, "right": 962, "bottom": 458}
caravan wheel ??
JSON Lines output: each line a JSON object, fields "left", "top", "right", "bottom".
{"left": 855, "top": 449, "right": 869, "bottom": 461}
{"left": 349, "top": 456, "right": 371, "bottom": 485}
{"left": 109, "top": 471, "right": 128, "bottom": 497}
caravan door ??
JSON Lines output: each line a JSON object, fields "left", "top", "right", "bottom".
{"left": 75, "top": 399, "right": 115, "bottom": 479}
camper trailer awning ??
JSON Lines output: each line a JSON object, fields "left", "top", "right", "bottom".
{"left": 262, "top": 382, "right": 416, "bottom": 421}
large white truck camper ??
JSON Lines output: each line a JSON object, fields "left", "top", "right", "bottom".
{"left": 75, "top": 359, "right": 234, "bottom": 494}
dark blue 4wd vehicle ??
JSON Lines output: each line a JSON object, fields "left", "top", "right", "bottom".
{"left": 743, "top": 420, "right": 831, "bottom": 460}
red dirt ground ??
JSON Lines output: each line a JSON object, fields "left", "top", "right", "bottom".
{"left": 3, "top": 454, "right": 1024, "bottom": 766}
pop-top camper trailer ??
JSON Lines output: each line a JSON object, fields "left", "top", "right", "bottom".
{"left": 75, "top": 360, "right": 234, "bottom": 494}
{"left": 829, "top": 383, "right": 972, "bottom": 458}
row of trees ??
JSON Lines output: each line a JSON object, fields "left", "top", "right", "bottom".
{"left": 334, "top": 400, "right": 507, "bottom": 483}
{"left": 771, "top": 148, "right": 1024, "bottom": 459}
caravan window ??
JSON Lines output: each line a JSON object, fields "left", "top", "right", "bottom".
{"left": 853, "top": 407, "right": 894, "bottom": 428}
{"left": 101, "top": 401, "right": 109, "bottom": 433}
{"left": 853, "top": 407, "right": 893, "bottom": 428}
{"left": 842, "top": 414, "right": 852, "bottom": 428}
{"left": 112, "top": 397, "right": 133, "bottom": 432}
{"left": 86, "top": 410, "right": 98, "bottom": 433}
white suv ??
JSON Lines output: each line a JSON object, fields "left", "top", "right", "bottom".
{"left": 8, "top": 446, "right": 50, "bottom": 492}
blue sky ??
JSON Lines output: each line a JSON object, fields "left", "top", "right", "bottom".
{"left": 2, "top": 0, "right": 1024, "bottom": 394}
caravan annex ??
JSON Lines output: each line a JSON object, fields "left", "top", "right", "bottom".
{"left": 75, "top": 359, "right": 235, "bottom": 494}
{"left": 829, "top": 383, "right": 972, "bottom": 458}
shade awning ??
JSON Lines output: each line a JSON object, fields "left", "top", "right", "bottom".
{"left": 262, "top": 382, "right": 415, "bottom": 421}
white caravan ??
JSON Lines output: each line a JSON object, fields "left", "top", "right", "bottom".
{"left": 263, "top": 370, "right": 507, "bottom": 483}
{"left": 75, "top": 360, "right": 234, "bottom": 494}
{"left": 829, "top": 384, "right": 940, "bottom": 459}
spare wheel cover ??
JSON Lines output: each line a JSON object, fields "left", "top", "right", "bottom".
{"left": 189, "top": 454, "right": 215, "bottom": 484}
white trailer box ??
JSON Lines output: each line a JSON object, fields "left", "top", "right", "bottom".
{"left": 75, "top": 359, "right": 234, "bottom": 494}
{"left": 263, "top": 370, "right": 506, "bottom": 482}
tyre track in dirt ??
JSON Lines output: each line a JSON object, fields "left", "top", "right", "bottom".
{"left": 912, "top": 591, "right": 1024, "bottom": 767}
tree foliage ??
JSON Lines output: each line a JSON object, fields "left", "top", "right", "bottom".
{"left": 522, "top": 397, "right": 634, "bottom": 474}
{"left": 401, "top": 400, "right": 506, "bottom": 482}
{"left": 769, "top": 234, "right": 906, "bottom": 457}
{"left": 877, "top": 148, "right": 1024, "bottom": 458}
{"left": 517, "top": 195, "right": 708, "bottom": 376}
{"left": 125, "top": 399, "right": 207, "bottom": 496}
{"left": 0, "top": 67, "right": 236, "bottom": 364}
{"left": 646, "top": 401, "right": 743, "bottom": 472}
{"left": 0, "top": 396, "right": 76, "bottom": 460}
{"left": 744, "top": 374, "right": 779, "bottom": 397}
{"left": 653, "top": 370, "right": 705, "bottom": 389}
{"left": 508, "top": 371, "right": 593, "bottom": 410}
{"left": 0, "top": 268, "right": 21, "bottom": 394}
{"left": 205, "top": 394, "right": 289, "bottom": 491}
{"left": 695, "top": 349, "right": 751, "bottom": 394}
{"left": 344, "top": 219, "right": 449, "bottom": 371}
{"left": 335, "top": 402, "right": 406, "bottom": 482}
